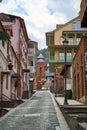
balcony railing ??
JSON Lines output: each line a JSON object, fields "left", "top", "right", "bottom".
{"left": 49, "top": 56, "right": 72, "bottom": 63}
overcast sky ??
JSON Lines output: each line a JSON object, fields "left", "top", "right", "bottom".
{"left": 0, "top": 0, "right": 81, "bottom": 49}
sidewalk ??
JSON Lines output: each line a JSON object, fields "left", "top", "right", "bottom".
{"left": 55, "top": 96, "right": 87, "bottom": 130}
{"left": 55, "top": 97, "right": 84, "bottom": 106}
{"left": 50, "top": 93, "right": 70, "bottom": 130}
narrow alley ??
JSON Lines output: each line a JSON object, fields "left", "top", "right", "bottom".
{"left": 0, "top": 91, "right": 69, "bottom": 130}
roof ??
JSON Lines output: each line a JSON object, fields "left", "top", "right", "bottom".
{"left": 28, "top": 39, "right": 38, "bottom": 50}
{"left": 54, "top": 16, "right": 80, "bottom": 32}
{"left": 37, "top": 53, "right": 44, "bottom": 59}
{"left": 46, "top": 31, "right": 54, "bottom": 34}
{"left": 37, "top": 59, "right": 45, "bottom": 63}
{"left": 46, "top": 16, "right": 80, "bottom": 37}
{"left": 0, "top": 13, "right": 29, "bottom": 41}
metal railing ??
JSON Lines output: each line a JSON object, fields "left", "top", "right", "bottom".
{"left": 49, "top": 56, "right": 72, "bottom": 63}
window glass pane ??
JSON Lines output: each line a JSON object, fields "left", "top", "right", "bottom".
{"left": 76, "top": 38, "right": 81, "bottom": 45}
{"left": 67, "top": 53, "right": 71, "bottom": 60}
{"left": 59, "top": 53, "right": 64, "bottom": 59}
{"left": 72, "top": 21, "right": 85, "bottom": 30}
{"left": 68, "top": 38, "right": 73, "bottom": 45}
{"left": 60, "top": 37, "right": 64, "bottom": 44}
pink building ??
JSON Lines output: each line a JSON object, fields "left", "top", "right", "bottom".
{"left": 0, "top": 13, "right": 29, "bottom": 99}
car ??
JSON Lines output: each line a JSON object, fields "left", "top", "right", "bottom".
{"left": 41, "top": 86, "right": 48, "bottom": 90}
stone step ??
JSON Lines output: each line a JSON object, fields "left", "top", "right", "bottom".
{"left": 77, "top": 123, "right": 87, "bottom": 130}
{"left": 0, "top": 100, "right": 24, "bottom": 108}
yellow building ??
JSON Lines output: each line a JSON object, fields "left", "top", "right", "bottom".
{"left": 46, "top": 16, "right": 87, "bottom": 94}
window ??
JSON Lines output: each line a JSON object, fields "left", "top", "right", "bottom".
{"left": 67, "top": 53, "right": 72, "bottom": 60}
{"left": 59, "top": 53, "right": 64, "bottom": 60}
{"left": 29, "top": 60, "right": 33, "bottom": 66}
{"left": 40, "top": 67, "right": 42, "bottom": 73}
{"left": 76, "top": 38, "right": 81, "bottom": 45}
{"left": 6, "top": 75, "right": 8, "bottom": 90}
{"left": 47, "top": 34, "right": 54, "bottom": 45}
{"left": 68, "top": 38, "right": 73, "bottom": 45}
{"left": 72, "top": 21, "right": 85, "bottom": 30}
{"left": 60, "top": 37, "right": 64, "bottom": 44}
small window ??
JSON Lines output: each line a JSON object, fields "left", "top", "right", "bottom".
{"left": 59, "top": 53, "right": 64, "bottom": 59}
{"left": 60, "top": 37, "right": 64, "bottom": 44}
{"left": 40, "top": 67, "right": 42, "bottom": 73}
{"left": 68, "top": 38, "right": 73, "bottom": 45}
{"left": 72, "top": 21, "right": 85, "bottom": 30}
{"left": 29, "top": 60, "right": 33, "bottom": 66}
{"left": 6, "top": 75, "right": 8, "bottom": 90}
{"left": 76, "top": 38, "right": 81, "bottom": 45}
{"left": 67, "top": 53, "right": 72, "bottom": 60}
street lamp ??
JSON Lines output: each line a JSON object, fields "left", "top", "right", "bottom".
{"left": 63, "top": 38, "right": 68, "bottom": 105}
{"left": 8, "top": 60, "right": 13, "bottom": 70}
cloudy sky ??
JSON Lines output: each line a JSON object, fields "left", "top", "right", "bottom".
{"left": 0, "top": 0, "right": 81, "bottom": 49}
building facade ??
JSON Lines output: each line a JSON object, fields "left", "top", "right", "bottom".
{"left": 0, "top": 21, "right": 19, "bottom": 100}
{"left": 72, "top": 36, "right": 87, "bottom": 104}
{"left": 28, "top": 40, "right": 38, "bottom": 94}
{"left": 79, "top": 0, "right": 87, "bottom": 27}
{"left": 72, "top": 0, "right": 87, "bottom": 104}
{"left": 0, "top": 21, "right": 10, "bottom": 100}
{"left": 46, "top": 16, "right": 87, "bottom": 94}
{"left": 0, "top": 13, "right": 29, "bottom": 99}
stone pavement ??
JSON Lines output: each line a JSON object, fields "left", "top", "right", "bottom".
{"left": 0, "top": 91, "right": 70, "bottom": 130}
{"left": 55, "top": 96, "right": 87, "bottom": 130}
{"left": 55, "top": 97, "right": 84, "bottom": 106}
{"left": 50, "top": 93, "right": 70, "bottom": 130}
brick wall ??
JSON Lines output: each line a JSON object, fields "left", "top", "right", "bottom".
{"left": 55, "top": 68, "right": 64, "bottom": 94}
{"left": 72, "top": 36, "right": 87, "bottom": 104}
{"left": 37, "top": 62, "right": 45, "bottom": 78}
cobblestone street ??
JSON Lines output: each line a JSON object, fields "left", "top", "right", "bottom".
{"left": 0, "top": 91, "right": 60, "bottom": 130}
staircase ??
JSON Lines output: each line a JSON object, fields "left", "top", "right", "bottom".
{"left": 61, "top": 105, "right": 87, "bottom": 130}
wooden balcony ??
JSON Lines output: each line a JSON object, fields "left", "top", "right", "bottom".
{"left": 79, "top": 0, "right": 87, "bottom": 27}
{"left": 49, "top": 56, "right": 72, "bottom": 63}
{"left": 62, "top": 30, "right": 87, "bottom": 37}
{"left": 48, "top": 44, "right": 78, "bottom": 50}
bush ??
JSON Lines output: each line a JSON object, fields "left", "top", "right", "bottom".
{"left": 66, "top": 89, "right": 72, "bottom": 99}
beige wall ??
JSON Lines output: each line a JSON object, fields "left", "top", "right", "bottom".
{"left": 54, "top": 23, "right": 73, "bottom": 45}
